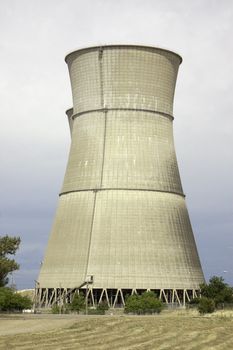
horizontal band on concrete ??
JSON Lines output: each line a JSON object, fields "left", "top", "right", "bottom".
{"left": 71, "top": 108, "right": 174, "bottom": 121}
{"left": 65, "top": 44, "right": 183, "bottom": 65}
{"left": 59, "top": 187, "right": 185, "bottom": 198}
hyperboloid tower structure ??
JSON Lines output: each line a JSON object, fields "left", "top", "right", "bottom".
{"left": 37, "top": 45, "right": 204, "bottom": 307}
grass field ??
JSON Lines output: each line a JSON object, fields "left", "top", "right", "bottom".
{"left": 0, "top": 310, "right": 233, "bottom": 349}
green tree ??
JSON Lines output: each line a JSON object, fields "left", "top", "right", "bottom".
{"left": 140, "top": 291, "right": 163, "bottom": 314}
{"left": 0, "top": 287, "right": 32, "bottom": 311}
{"left": 70, "top": 292, "right": 85, "bottom": 313}
{"left": 200, "top": 276, "right": 233, "bottom": 307}
{"left": 51, "top": 304, "right": 60, "bottom": 314}
{"left": 124, "top": 294, "right": 142, "bottom": 314}
{"left": 198, "top": 297, "right": 215, "bottom": 315}
{"left": 125, "top": 291, "right": 163, "bottom": 314}
{"left": 96, "top": 301, "right": 109, "bottom": 314}
{"left": 0, "top": 235, "right": 21, "bottom": 287}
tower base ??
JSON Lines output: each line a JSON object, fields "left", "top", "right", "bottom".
{"left": 34, "top": 287, "right": 200, "bottom": 309}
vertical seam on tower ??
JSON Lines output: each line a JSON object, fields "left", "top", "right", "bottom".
{"left": 100, "top": 110, "right": 107, "bottom": 188}
{"left": 99, "top": 46, "right": 106, "bottom": 189}
{"left": 84, "top": 47, "right": 104, "bottom": 281}
{"left": 99, "top": 46, "right": 104, "bottom": 108}
{"left": 85, "top": 190, "right": 97, "bottom": 280}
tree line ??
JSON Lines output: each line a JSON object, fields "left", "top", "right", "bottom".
{"left": 57, "top": 279, "right": 233, "bottom": 315}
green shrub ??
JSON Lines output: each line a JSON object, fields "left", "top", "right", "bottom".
{"left": 97, "top": 301, "right": 109, "bottom": 312}
{"left": 70, "top": 292, "right": 85, "bottom": 313}
{"left": 198, "top": 297, "right": 215, "bottom": 315}
{"left": 141, "top": 291, "right": 163, "bottom": 314}
{"left": 125, "top": 294, "right": 142, "bottom": 314}
{"left": 188, "top": 297, "right": 200, "bottom": 305}
{"left": 0, "top": 287, "right": 32, "bottom": 311}
{"left": 125, "top": 291, "right": 163, "bottom": 314}
{"left": 51, "top": 303, "right": 71, "bottom": 314}
{"left": 200, "top": 276, "right": 233, "bottom": 307}
{"left": 51, "top": 304, "right": 60, "bottom": 314}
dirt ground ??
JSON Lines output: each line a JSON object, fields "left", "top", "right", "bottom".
{"left": 0, "top": 310, "right": 233, "bottom": 349}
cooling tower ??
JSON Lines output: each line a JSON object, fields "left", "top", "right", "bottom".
{"left": 37, "top": 45, "right": 204, "bottom": 307}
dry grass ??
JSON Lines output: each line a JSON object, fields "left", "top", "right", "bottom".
{"left": 0, "top": 310, "right": 233, "bottom": 349}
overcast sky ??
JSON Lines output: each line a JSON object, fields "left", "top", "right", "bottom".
{"left": 1, "top": 0, "right": 233, "bottom": 289}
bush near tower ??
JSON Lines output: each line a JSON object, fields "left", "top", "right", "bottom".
{"left": 200, "top": 276, "right": 233, "bottom": 306}
{"left": 70, "top": 292, "right": 85, "bottom": 313}
{"left": 190, "top": 276, "right": 233, "bottom": 314}
{"left": 125, "top": 291, "right": 163, "bottom": 314}
{"left": 0, "top": 287, "right": 32, "bottom": 311}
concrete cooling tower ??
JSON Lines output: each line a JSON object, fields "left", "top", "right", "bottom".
{"left": 36, "top": 45, "right": 204, "bottom": 307}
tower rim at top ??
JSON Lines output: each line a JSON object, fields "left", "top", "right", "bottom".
{"left": 64, "top": 44, "right": 183, "bottom": 64}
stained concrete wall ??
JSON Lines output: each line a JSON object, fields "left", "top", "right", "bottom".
{"left": 38, "top": 45, "right": 204, "bottom": 290}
